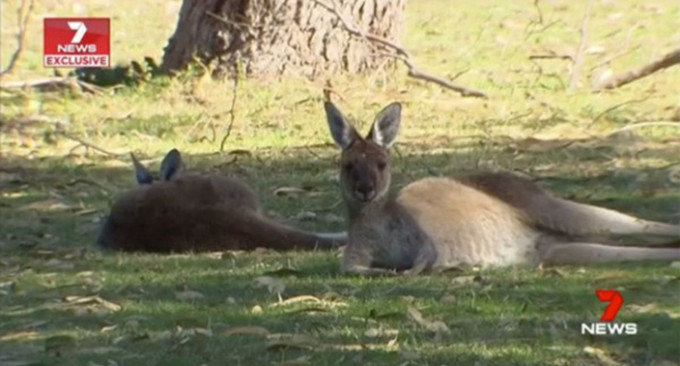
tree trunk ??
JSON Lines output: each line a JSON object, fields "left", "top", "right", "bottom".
{"left": 160, "top": 0, "right": 405, "bottom": 78}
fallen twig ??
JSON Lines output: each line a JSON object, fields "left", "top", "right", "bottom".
{"left": 1, "top": 0, "right": 35, "bottom": 75}
{"left": 0, "top": 77, "right": 103, "bottom": 94}
{"left": 219, "top": 71, "right": 240, "bottom": 152}
{"left": 59, "top": 130, "right": 125, "bottom": 157}
{"left": 595, "top": 47, "right": 680, "bottom": 90}
{"left": 588, "top": 96, "right": 650, "bottom": 126}
{"left": 569, "top": 0, "right": 594, "bottom": 91}
{"left": 609, "top": 121, "right": 680, "bottom": 135}
{"left": 529, "top": 54, "right": 574, "bottom": 62}
{"left": 314, "top": 0, "right": 488, "bottom": 98}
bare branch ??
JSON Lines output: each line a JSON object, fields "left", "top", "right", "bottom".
{"left": 1, "top": 0, "right": 35, "bottom": 76}
{"left": 595, "top": 47, "right": 680, "bottom": 90}
{"left": 569, "top": 0, "right": 594, "bottom": 91}
{"left": 313, "top": 0, "right": 488, "bottom": 98}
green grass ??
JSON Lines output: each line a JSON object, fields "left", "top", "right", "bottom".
{"left": 1, "top": 0, "right": 680, "bottom": 365}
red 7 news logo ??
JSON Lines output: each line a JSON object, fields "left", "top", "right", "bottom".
{"left": 595, "top": 289, "right": 624, "bottom": 322}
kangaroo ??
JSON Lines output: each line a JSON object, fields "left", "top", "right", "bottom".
{"left": 323, "top": 101, "right": 680, "bottom": 275}
{"left": 97, "top": 149, "right": 346, "bottom": 253}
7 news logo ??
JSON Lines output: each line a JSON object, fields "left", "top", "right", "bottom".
{"left": 581, "top": 289, "right": 638, "bottom": 336}
{"left": 43, "top": 18, "right": 110, "bottom": 68}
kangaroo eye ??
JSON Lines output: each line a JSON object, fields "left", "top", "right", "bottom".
{"left": 377, "top": 161, "right": 387, "bottom": 170}
{"left": 343, "top": 162, "right": 353, "bottom": 170}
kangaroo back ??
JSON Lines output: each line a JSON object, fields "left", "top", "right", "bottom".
{"left": 460, "top": 172, "right": 679, "bottom": 238}
{"left": 97, "top": 149, "right": 345, "bottom": 252}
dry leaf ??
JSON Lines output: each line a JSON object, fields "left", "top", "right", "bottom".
{"left": 254, "top": 276, "right": 285, "bottom": 295}
{"left": 64, "top": 295, "right": 122, "bottom": 312}
{"left": 440, "top": 294, "right": 457, "bottom": 304}
{"left": 251, "top": 305, "right": 263, "bottom": 314}
{"left": 175, "top": 290, "right": 205, "bottom": 301}
{"left": 271, "top": 295, "right": 321, "bottom": 307}
{"left": 273, "top": 187, "right": 307, "bottom": 198}
{"left": 222, "top": 326, "right": 270, "bottom": 337}
{"left": 583, "top": 346, "right": 620, "bottom": 366}
{"left": 294, "top": 211, "right": 317, "bottom": 221}
{"left": 450, "top": 275, "right": 483, "bottom": 286}
{"left": 266, "top": 333, "right": 319, "bottom": 350}
{"left": 628, "top": 303, "right": 659, "bottom": 314}
{"left": 406, "top": 307, "right": 450, "bottom": 334}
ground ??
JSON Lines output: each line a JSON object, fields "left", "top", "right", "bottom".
{"left": 1, "top": 0, "right": 679, "bottom": 365}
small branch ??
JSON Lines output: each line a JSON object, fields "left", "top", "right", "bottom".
{"left": 588, "top": 96, "right": 650, "bottom": 126}
{"left": 1, "top": 0, "right": 35, "bottom": 76}
{"left": 0, "top": 77, "right": 103, "bottom": 94}
{"left": 313, "top": 0, "right": 488, "bottom": 98}
{"left": 219, "top": 71, "right": 240, "bottom": 152}
{"left": 609, "top": 121, "right": 680, "bottom": 135}
{"left": 569, "top": 0, "right": 594, "bottom": 91}
{"left": 529, "top": 53, "right": 574, "bottom": 62}
{"left": 57, "top": 127, "right": 124, "bottom": 157}
{"left": 589, "top": 44, "right": 641, "bottom": 71}
{"left": 533, "top": 0, "right": 543, "bottom": 24}
{"left": 595, "top": 47, "right": 680, "bottom": 90}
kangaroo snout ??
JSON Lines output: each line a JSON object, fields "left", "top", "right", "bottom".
{"left": 354, "top": 183, "right": 376, "bottom": 201}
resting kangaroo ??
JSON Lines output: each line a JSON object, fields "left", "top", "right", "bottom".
{"left": 97, "top": 149, "right": 346, "bottom": 253}
{"left": 324, "top": 101, "right": 680, "bottom": 275}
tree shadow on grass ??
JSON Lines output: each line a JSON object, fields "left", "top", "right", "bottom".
{"left": 0, "top": 137, "right": 678, "bottom": 365}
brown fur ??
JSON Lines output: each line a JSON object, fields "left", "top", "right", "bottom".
{"left": 97, "top": 150, "right": 346, "bottom": 253}
{"left": 324, "top": 102, "right": 680, "bottom": 275}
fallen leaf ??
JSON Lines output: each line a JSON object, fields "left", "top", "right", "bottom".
{"left": 294, "top": 211, "right": 317, "bottom": 221}
{"left": 0, "top": 331, "right": 40, "bottom": 342}
{"left": 273, "top": 187, "right": 307, "bottom": 198}
{"left": 271, "top": 295, "right": 321, "bottom": 307}
{"left": 440, "top": 294, "right": 457, "bottom": 304}
{"left": 282, "top": 355, "right": 313, "bottom": 366}
{"left": 251, "top": 305, "right": 263, "bottom": 314}
{"left": 406, "top": 307, "right": 450, "bottom": 334}
{"left": 266, "top": 333, "right": 319, "bottom": 350}
{"left": 254, "top": 276, "right": 285, "bottom": 295}
{"left": 628, "top": 303, "right": 659, "bottom": 314}
{"left": 450, "top": 275, "right": 483, "bottom": 286}
{"left": 364, "top": 327, "right": 399, "bottom": 338}
{"left": 175, "top": 290, "right": 205, "bottom": 301}
{"left": 44, "top": 258, "right": 75, "bottom": 270}
{"left": 64, "top": 295, "right": 122, "bottom": 312}
{"left": 583, "top": 346, "right": 620, "bottom": 366}
{"left": 221, "top": 326, "right": 270, "bottom": 337}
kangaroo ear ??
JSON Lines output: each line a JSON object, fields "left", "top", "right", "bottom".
{"left": 367, "top": 102, "right": 401, "bottom": 148}
{"left": 324, "top": 101, "right": 360, "bottom": 150}
{"left": 159, "top": 148, "right": 182, "bottom": 181}
{"left": 131, "top": 153, "right": 153, "bottom": 185}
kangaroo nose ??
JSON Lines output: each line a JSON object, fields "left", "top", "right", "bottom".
{"left": 355, "top": 184, "right": 375, "bottom": 201}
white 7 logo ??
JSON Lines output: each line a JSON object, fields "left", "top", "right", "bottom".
{"left": 67, "top": 21, "right": 87, "bottom": 44}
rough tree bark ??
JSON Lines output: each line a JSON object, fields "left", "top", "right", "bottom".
{"left": 160, "top": 0, "right": 406, "bottom": 78}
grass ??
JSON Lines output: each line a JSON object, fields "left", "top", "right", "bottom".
{"left": 1, "top": 0, "right": 680, "bottom": 365}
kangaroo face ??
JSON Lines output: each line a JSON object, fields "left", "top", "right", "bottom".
{"left": 325, "top": 101, "right": 402, "bottom": 206}
{"left": 340, "top": 139, "right": 390, "bottom": 202}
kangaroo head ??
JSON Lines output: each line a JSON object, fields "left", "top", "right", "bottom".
{"left": 130, "top": 148, "right": 183, "bottom": 185}
{"left": 324, "top": 101, "right": 401, "bottom": 205}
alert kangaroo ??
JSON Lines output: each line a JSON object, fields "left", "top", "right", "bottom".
{"left": 97, "top": 149, "right": 346, "bottom": 253}
{"left": 324, "top": 101, "right": 680, "bottom": 275}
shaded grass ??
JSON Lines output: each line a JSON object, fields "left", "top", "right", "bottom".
{"left": 1, "top": 0, "right": 680, "bottom": 365}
